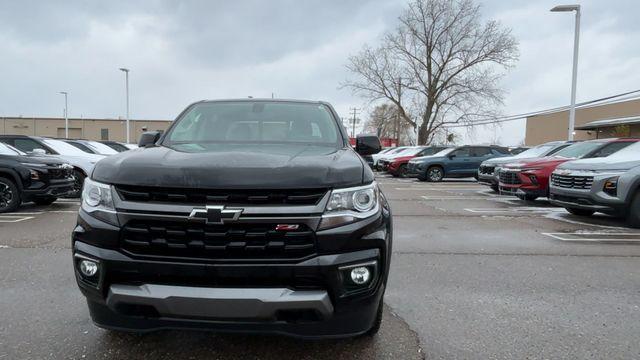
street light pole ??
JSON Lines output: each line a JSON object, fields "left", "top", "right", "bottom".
{"left": 551, "top": 4, "right": 581, "bottom": 141}
{"left": 59, "top": 91, "right": 68, "bottom": 138}
{"left": 119, "top": 68, "right": 130, "bottom": 143}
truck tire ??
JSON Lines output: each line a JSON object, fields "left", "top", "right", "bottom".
{"left": 364, "top": 298, "right": 384, "bottom": 337}
{"left": 0, "top": 177, "right": 21, "bottom": 213}
{"left": 627, "top": 191, "right": 640, "bottom": 228}
{"left": 565, "top": 207, "right": 595, "bottom": 217}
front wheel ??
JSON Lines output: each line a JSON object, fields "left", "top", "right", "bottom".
{"left": 68, "top": 169, "right": 86, "bottom": 198}
{"left": 517, "top": 194, "right": 538, "bottom": 202}
{"left": 627, "top": 191, "right": 640, "bottom": 228}
{"left": 565, "top": 207, "right": 595, "bottom": 217}
{"left": 0, "top": 177, "right": 21, "bottom": 213}
{"left": 426, "top": 166, "right": 444, "bottom": 182}
{"left": 394, "top": 164, "right": 408, "bottom": 178}
{"left": 364, "top": 298, "right": 383, "bottom": 337}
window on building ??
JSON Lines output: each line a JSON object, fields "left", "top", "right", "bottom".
{"left": 101, "top": 128, "right": 109, "bottom": 140}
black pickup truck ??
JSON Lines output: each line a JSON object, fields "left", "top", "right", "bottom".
{"left": 72, "top": 99, "right": 392, "bottom": 338}
{"left": 0, "top": 142, "right": 74, "bottom": 212}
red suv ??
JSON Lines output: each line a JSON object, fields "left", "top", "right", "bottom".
{"left": 499, "top": 138, "right": 639, "bottom": 201}
{"left": 387, "top": 146, "right": 449, "bottom": 177}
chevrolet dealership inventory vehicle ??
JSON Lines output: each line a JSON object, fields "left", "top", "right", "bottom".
{"left": 0, "top": 135, "right": 105, "bottom": 197}
{"left": 408, "top": 145, "right": 510, "bottom": 182}
{"left": 499, "top": 138, "right": 638, "bottom": 201}
{"left": 549, "top": 142, "right": 640, "bottom": 226}
{"left": 72, "top": 99, "right": 392, "bottom": 338}
{"left": 385, "top": 146, "right": 449, "bottom": 177}
{"left": 478, "top": 141, "right": 573, "bottom": 192}
{"left": 0, "top": 142, "right": 74, "bottom": 212}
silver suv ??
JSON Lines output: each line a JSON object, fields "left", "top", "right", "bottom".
{"left": 549, "top": 142, "right": 640, "bottom": 227}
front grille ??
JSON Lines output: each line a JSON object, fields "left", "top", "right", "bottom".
{"left": 551, "top": 174, "right": 593, "bottom": 189}
{"left": 121, "top": 220, "right": 316, "bottom": 261}
{"left": 48, "top": 167, "right": 73, "bottom": 180}
{"left": 115, "top": 185, "right": 327, "bottom": 206}
{"left": 499, "top": 170, "right": 521, "bottom": 185}
{"left": 479, "top": 165, "right": 495, "bottom": 175}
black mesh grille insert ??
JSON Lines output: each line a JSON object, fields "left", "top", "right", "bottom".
{"left": 115, "top": 185, "right": 327, "bottom": 206}
{"left": 499, "top": 170, "right": 522, "bottom": 185}
{"left": 121, "top": 220, "right": 316, "bottom": 260}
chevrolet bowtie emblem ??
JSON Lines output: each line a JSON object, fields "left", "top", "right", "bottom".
{"left": 189, "top": 205, "right": 243, "bottom": 225}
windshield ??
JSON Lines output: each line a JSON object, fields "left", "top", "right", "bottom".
{"left": 85, "top": 141, "right": 118, "bottom": 155}
{"left": 164, "top": 101, "right": 341, "bottom": 149}
{"left": 404, "top": 147, "right": 427, "bottom": 156}
{"left": 42, "top": 139, "right": 92, "bottom": 156}
{"left": 553, "top": 141, "right": 605, "bottom": 159}
{"left": 604, "top": 141, "right": 640, "bottom": 160}
{"left": 0, "top": 142, "right": 25, "bottom": 155}
{"left": 432, "top": 148, "right": 454, "bottom": 157}
{"left": 512, "top": 144, "right": 556, "bottom": 159}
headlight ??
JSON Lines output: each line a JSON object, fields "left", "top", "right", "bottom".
{"left": 81, "top": 178, "right": 118, "bottom": 225}
{"left": 320, "top": 182, "right": 380, "bottom": 230}
{"left": 603, "top": 177, "right": 619, "bottom": 196}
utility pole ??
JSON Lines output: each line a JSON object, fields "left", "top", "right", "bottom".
{"left": 349, "top": 108, "right": 360, "bottom": 138}
{"left": 551, "top": 4, "right": 581, "bottom": 141}
{"left": 59, "top": 91, "right": 68, "bottom": 138}
{"left": 119, "top": 68, "right": 130, "bottom": 143}
{"left": 395, "top": 77, "right": 402, "bottom": 146}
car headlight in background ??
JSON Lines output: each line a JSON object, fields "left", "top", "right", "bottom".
{"left": 320, "top": 182, "right": 380, "bottom": 229}
{"left": 603, "top": 177, "right": 619, "bottom": 196}
{"left": 81, "top": 178, "right": 118, "bottom": 225}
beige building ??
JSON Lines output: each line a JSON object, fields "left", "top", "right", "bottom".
{"left": 525, "top": 98, "right": 640, "bottom": 146}
{"left": 0, "top": 117, "right": 172, "bottom": 143}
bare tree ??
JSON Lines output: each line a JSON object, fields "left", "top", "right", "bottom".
{"left": 343, "top": 0, "right": 518, "bottom": 144}
{"left": 364, "top": 103, "right": 414, "bottom": 144}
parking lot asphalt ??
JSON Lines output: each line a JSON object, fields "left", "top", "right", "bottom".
{"left": 1, "top": 175, "right": 640, "bottom": 359}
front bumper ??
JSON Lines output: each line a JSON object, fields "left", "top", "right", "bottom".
{"left": 477, "top": 173, "right": 497, "bottom": 187}
{"left": 23, "top": 179, "right": 75, "bottom": 200}
{"left": 72, "top": 198, "right": 392, "bottom": 338}
{"left": 549, "top": 183, "right": 625, "bottom": 215}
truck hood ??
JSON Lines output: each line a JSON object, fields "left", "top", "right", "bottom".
{"left": 556, "top": 157, "right": 640, "bottom": 171}
{"left": 9, "top": 154, "right": 66, "bottom": 165}
{"left": 92, "top": 144, "right": 366, "bottom": 189}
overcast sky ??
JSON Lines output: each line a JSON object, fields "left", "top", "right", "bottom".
{"left": 1, "top": 0, "right": 639, "bottom": 145}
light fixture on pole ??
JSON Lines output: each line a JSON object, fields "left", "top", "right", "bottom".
{"left": 59, "top": 91, "right": 69, "bottom": 138}
{"left": 119, "top": 67, "right": 130, "bottom": 143}
{"left": 551, "top": 4, "right": 581, "bottom": 141}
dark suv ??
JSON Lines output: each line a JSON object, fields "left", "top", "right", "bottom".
{"left": 407, "top": 145, "right": 511, "bottom": 182}
{"left": 0, "top": 142, "right": 74, "bottom": 212}
{"left": 72, "top": 99, "right": 392, "bottom": 338}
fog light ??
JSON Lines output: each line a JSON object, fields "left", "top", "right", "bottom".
{"left": 79, "top": 260, "right": 98, "bottom": 277}
{"left": 350, "top": 267, "right": 371, "bottom": 285}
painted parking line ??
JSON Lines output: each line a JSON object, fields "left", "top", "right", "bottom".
{"left": 543, "top": 232, "right": 640, "bottom": 243}
{"left": 464, "top": 207, "right": 565, "bottom": 214}
{"left": 422, "top": 196, "right": 493, "bottom": 200}
{"left": 0, "top": 215, "right": 35, "bottom": 223}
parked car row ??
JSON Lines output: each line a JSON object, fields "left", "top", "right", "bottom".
{"left": 372, "top": 138, "right": 640, "bottom": 227}
{"left": 0, "top": 135, "right": 136, "bottom": 213}
{"left": 480, "top": 138, "right": 640, "bottom": 227}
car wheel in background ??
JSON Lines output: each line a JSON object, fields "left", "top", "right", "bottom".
{"left": 516, "top": 194, "right": 538, "bottom": 202}
{"left": 627, "top": 191, "right": 640, "bottom": 228}
{"left": 490, "top": 184, "right": 499, "bottom": 193}
{"left": 565, "top": 207, "right": 595, "bottom": 216}
{"left": 33, "top": 196, "right": 57, "bottom": 206}
{"left": 69, "top": 169, "right": 86, "bottom": 198}
{"left": 395, "top": 164, "right": 408, "bottom": 178}
{"left": 0, "top": 177, "right": 21, "bottom": 213}
{"left": 426, "top": 166, "right": 444, "bottom": 182}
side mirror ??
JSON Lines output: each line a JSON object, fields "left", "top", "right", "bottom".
{"left": 138, "top": 131, "right": 161, "bottom": 148}
{"left": 31, "top": 148, "right": 47, "bottom": 155}
{"left": 355, "top": 134, "right": 382, "bottom": 156}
